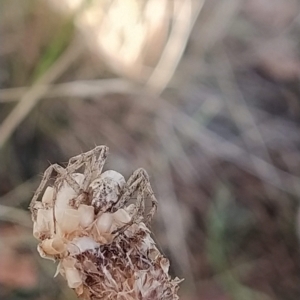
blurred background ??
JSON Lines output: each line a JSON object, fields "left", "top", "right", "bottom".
{"left": 1, "top": 0, "right": 300, "bottom": 299}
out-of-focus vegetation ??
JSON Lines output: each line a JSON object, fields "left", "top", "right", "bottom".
{"left": 1, "top": 0, "right": 300, "bottom": 299}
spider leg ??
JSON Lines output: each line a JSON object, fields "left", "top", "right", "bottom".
{"left": 135, "top": 169, "right": 158, "bottom": 223}
{"left": 112, "top": 187, "right": 144, "bottom": 235}
{"left": 136, "top": 186, "right": 145, "bottom": 219}
{"left": 65, "top": 146, "right": 109, "bottom": 207}
{"left": 53, "top": 164, "right": 81, "bottom": 194}
{"left": 128, "top": 168, "right": 158, "bottom": 224}
{"left": 136, "top": 169, "right": 158, "bottom": 223}
{"left": 82, "top": 146, "right": 109, "bottom": 191}
{"left": 52, "top": 184, "right": 59, "bottom": 233}
{"left": 93, "top": 145, "right": 109, "bottom": 177}
{"left": 115, "top": 168, "right": 153, "bottom": 207}
{"left": 65, "top": 146, "right": 108, "bottom": 192}
{"left": 143, "top": 179, "right": 158, "bottom": 224}
{"left": 29, "top": 164, "right": 81, "bottom": 212}
{"left": 29, "top": 164, "right": 55, "bottom": 212}
{"left": 65, "top": 153, "right": 91, "bottom": 180}
{"left": 113, "top": 168, "right": 158, "bottom": 231}
{"left": 127, "top": 168, "right": 147, "bottom": 186}
{"left": 49, "top": 165, "right": 81, "bottom": 232}
{"left": 66, "top": 152, "right": 89, "bottom": 173}
{"left": 67, "top": 146, "right": 108, "bottom": 170}
{"left": 81, "top": 153, "right": 96, "bottom": 191}
{"left": 114, "top": 170, "right": 144, "bottom": 210}
{"left": 67, "top": 147, "right": 97, "bottom": 166}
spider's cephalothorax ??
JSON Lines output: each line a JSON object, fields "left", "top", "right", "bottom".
{"left": 89, "top": 170, "right": 126, "bottom": 213}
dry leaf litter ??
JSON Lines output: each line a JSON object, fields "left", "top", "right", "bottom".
{"left": 29, "top": 146, "right": 182, "bottom": 299}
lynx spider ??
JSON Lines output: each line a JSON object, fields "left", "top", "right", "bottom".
{"left": 29, "top": 146, "right": 158, "bottom": 232}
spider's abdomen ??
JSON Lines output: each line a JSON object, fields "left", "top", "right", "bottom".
{"left": 90, "top": 170, "right": 125, "bottom": 212}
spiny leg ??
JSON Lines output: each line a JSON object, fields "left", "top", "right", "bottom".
{"left": 67, "top": 148, "right": 95, "bottom": 167}
{"left": 112, "top": 172, "right": 153, "bottom": 235}
{"left": 67, "top": 146, "right": 108, "bottom": 171}
{"left": 82, "top": 146, "right": 109, "bottom": 191}
{"left": 122, "top": 168, "right": 157, "bottom": 224}
{"left": 30, "top": 165, "right": 55, "bottom": 212}
{"left": 81, "top": 153, "right": 95, "bottom": 191}
{"left": 53, "top": 164, "right": 81, "bottom": 194}
{"left": 135, "top": 185, "right": 145, "bottom": 221}
{"left": 129, "top": 182, "right": 157, "bottom": 225}
{"left": 126, "top": 185, "right": 145, "bottom": 224}
{"left": 114, "top": 177, "right": 143, "bottom": 210}
{"left": 52, "top": 184, "right": 59, "bottom": 233}
{"left": 112, "top": 188, "right": 144, "bottom": 235}
{"left": 93, "top": 145, "right": 109, "bottom": 177}
{"left": 30, "top": 164, "right": 81, "bottom": 212}
{"left": 130, "top": 168, "right": 158, "bottom": 224}
{"left": 67, "top": 146, "right": 109, "bottom": 207}
{"left": 66, "top": 153, "right": 89, "bottom": 175}
{"left": 114, "top": 168, "right": 147, "bottom": 209}
{"left": 144, "top": 181, "right": 158, "bottom": 224}
{"left": 127, "top": 168, "right": 149, "bottom": 186}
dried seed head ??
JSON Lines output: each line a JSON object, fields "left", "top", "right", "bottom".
{"left": 67, "top": 237, "right": 99, "bottom": 256}
{"left": 40, "top": 237, "right": 66, "bottom": 256}
{"left": 60, "top": 257, "right": 83, "bottom": 289}
{"left": 33, "top": 207, "right": 54, "bottom": 239}
{"left": 94, "top": 212, "right": 114, "bottom": 235}
{"left": 78, "top": 204, "right": 94, "bottom": 228}
{"left": 31, "top": 147, "right": 182, "bottom": 299}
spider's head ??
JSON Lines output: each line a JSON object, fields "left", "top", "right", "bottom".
{"left": 89, "top": 170, "right": 126, "bottom": 212}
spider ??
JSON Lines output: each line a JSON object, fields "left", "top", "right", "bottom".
{"left": 29, "top": 146, "right": 158, "bottom": 233}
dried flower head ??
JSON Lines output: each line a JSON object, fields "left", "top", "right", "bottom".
{"left": 30, "top": 146, "right": 182, "bottom": 299}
